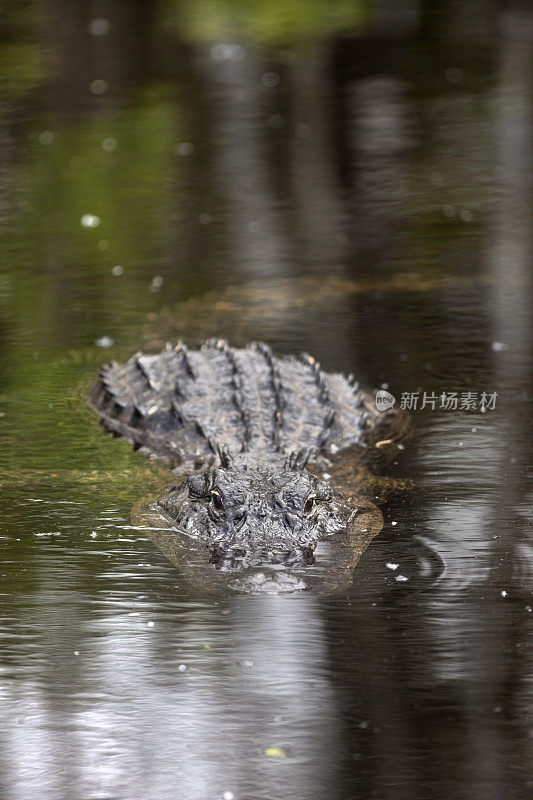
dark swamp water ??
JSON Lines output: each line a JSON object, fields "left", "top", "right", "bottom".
{"left": 1, "top": 2, "right": 532, "bottom": 799}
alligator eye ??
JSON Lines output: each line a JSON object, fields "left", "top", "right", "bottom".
{"left": 303, "top": 494, "right": 316, "bottom": 515}
{"left": 210, "top": 490, "right": 224, "bottom": 513}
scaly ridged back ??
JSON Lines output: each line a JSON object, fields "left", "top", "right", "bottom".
{"left": 87, "top": 339, "right": 395, "bottom": 473}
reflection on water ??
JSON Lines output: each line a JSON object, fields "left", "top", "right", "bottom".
{"left": 1, "top": 1, "right": 532, "bottom": 799}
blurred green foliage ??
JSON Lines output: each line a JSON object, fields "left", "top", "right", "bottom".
{"left": 163, "top": 0, "right": 375, "bottom": 46}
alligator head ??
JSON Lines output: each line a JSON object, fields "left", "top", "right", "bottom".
{"left": 156, "top": 458, "right": 354, "bottom": 571}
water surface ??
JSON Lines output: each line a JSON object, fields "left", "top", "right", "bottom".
{"left": 1, "top": 3, "right": 532, "bottom": 799}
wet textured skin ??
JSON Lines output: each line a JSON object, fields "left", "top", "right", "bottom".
{"left": 88, "top": 339, "right": 409, "bottom": 593}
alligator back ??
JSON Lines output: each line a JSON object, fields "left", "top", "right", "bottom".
{"left": 87, "top": 339, "right": 405, "bottom": 473}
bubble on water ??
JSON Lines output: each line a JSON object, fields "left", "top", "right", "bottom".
{"left": 443, "top": 205, "right": 456, "bottom": 218}
{"left": 111, "top": 265, "right": 123, "bottom": 276}
{"left": 460, "top": 209, "right": 473, "bottom": 222}
{"left": 74, "top": 650, "right": 80, "bottom": 656}
{"left": 178, "top": 664, "right": 187, "bottom": 672}
{"left": 501, "top": 590, "right": 507, "bottom": 597}
{"left": 222, "top": 792, "right": 234, "bottom": 800}
{"left": 386, "top": 562, "right": 399, "bottom": 570}
{"left": 472, "top": 427, "right": 477, "bottom": 433}
{"left": 198, "top": 213, "right": 212, "bottom": 225}
{"left": 150, "top": 275, "right": 164, "bottom": 292}
{"left": 81, "top": 214, "right": 101, "bottom": 228}
{"left": 358, "top": 721, "right": 369, "bottom": 729}
{"left": 102, "top": 137, "right": 117, "bottom": 152}
{"left": 395, "top": 574, "right": 409, "bottom": 582}
{"left": 89, "top": 79, "right": 109, "bottom": 95}
{"left": 174, "top": 142, "right": 194, "bottom": 156}
{"left": 147, "top": 621, "right": 155, "bottom": 627}
{"left": 98, "top": 239, "right": 110, "bottom": 250}
{"left": 262, "top": 72, "right": 280, "bottom": 88}
{"left": 95, "top": 336, "right": 114, "bottom": 348}
{"left": 88, "top": 18, "right": 111, "bottom": 36}
{"left": 90, "top": 531, "right": 98, "bottom": 538}
{"left": 391, "top": 521, "right": 398, "bottom": 526}
{"left": 445, "top": 67, "right": 463, "bottom": 83}
{"left": 248, "top": 221, "right": 260, "bottom": 233}
{"left": 39, "top": 130, "right": 54, "bottom": 145}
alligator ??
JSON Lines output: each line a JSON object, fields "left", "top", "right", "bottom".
{"left": 88, "top": 339, "right": 409, "bottom": 594}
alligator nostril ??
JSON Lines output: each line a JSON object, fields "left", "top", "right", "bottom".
{"left": 210, "top": 547, "right": 224, "bottom": 567}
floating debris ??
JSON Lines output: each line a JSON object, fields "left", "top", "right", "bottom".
{"left": 491, "top": 341, "right": 508, "bottom": 352}
{"left": 395, "top": 574, "right": 409, "bottom": 582}
{"left": 264, "top": 747, "right": 287, "bottom": 758}
{"left": 95, "top": 336, "right": 114, "bottom": 348}
{"left": 210, "top": 43, "right": 245, "bottom": 61}
{"left": 386, "top": 562, "right": 399, "bottom": 571}
{"left": 81, "top": 214, "right": 101, "bottom": 228}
